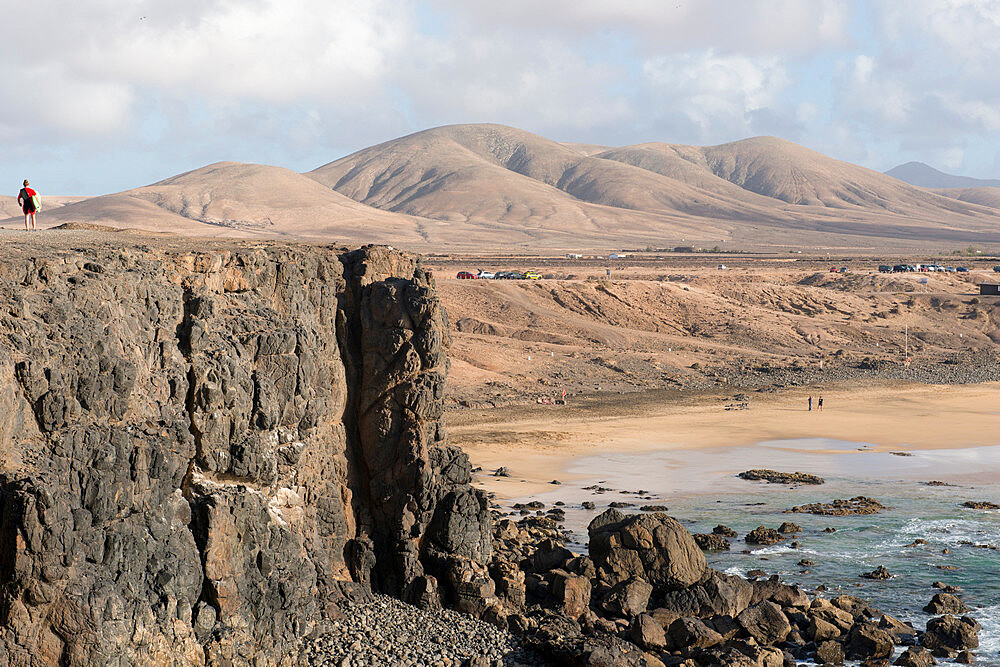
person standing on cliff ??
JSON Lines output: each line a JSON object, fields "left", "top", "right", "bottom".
{"left": 817, "top": 396, "right": 824, "bottom": 411}
{"left": 17, "top": 180, "right": 39, "bottom": 231}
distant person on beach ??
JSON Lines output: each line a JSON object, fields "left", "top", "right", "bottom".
{"left": 17, "top": 180, "right": 39, "bottom": 231}
{"left": 818, "top": 396, "right": 824, "bottom": 411}
{"left": 808, "top": 396, "right": 812, "bottom": 411}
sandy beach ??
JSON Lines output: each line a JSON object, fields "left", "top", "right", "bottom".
{"left": 448, "top": 381, "right": 1000, "bottom": 498}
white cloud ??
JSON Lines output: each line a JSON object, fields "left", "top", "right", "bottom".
{"left": 940, "top": 146, "right": 965, "bottom": 170}
{"left": 429, "top": 0, "right": 851, "bottom": 55}
{"left": 838, "top": 54, "right": 913, "bottom": 124}
{"left": 7, "top": 0, "right": 1000, "bottom": 191}
{"left": 0, "top": 64, "right": 134, "bottom": 136}
{"left": 642, "top": 51, "right": 790, "bottom": 140}
{"left": 398, "top": 33, "right": 633, "bottom": 136}
{"left": 3, "top": 0, "right": 409, "bottom": 135}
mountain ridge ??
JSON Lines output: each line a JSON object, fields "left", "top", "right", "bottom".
{"left": 5, "top": 124, "right": 1000, "bottom": 249}
{"left": 885, "top": 161, "right": 1000, "bottom": 189}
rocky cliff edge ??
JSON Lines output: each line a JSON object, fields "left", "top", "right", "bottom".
{"left": 0, "top": 235, "right": 491, "bottom": 665}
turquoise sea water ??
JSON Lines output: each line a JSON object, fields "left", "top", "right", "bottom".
{"left": 499, "top": 440, "right": 1000, "bottom": 664}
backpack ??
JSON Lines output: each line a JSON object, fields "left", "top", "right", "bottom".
{"left": 22, "top": 189, "right": 39, "bottom": 211}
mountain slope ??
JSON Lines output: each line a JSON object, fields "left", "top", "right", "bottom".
{"left": 934, "top": 186, "right": 1000, "bottom": 209}
{"left": 7, "top": 124, "right": 1000, "bottom": 249}
{"left": 308, "top": 124, "right": 733, "bottom": 241}
{"left": 0, "top": 195, "right": 85, "bottom": 219}
{"left": 886, "top": 161, "right": 1000, "bottom": 189}
{"left": 309, "top": 124, "right": 1000, "bottom": 247}
{"left": 2, "top": 163, "right": 436, "bottom": 244}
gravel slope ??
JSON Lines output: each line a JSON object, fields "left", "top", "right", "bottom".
{"left": 305, "top": 595, "right": 545, "bottom": 667}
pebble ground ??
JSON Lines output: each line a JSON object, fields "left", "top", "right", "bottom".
{"left": 305, "top": 595, "right": 546, "bottom": 667}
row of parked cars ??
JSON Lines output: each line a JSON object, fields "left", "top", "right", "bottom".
{"left": 456, "top": 270, "right": 541, "bottom": 280}
{"left": 878, "top": 264, "right": 969, "bottom": 273}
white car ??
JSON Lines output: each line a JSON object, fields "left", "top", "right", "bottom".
{"left": 477, "top": 270, "right": 496, "bottom": 279}
{"left": 717, "top": 264, "right": 727, "bottom": 270}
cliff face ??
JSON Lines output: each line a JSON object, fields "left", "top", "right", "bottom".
{"left": 0, "top": 237, "right": 491, "bottom": 665}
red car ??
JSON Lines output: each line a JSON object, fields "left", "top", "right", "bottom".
{"left": 456, "top": 271, "right": 477, "bottom": 279}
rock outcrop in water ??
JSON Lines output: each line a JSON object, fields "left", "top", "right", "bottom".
{"left": 787, "top": 496, "right": 885, "bottom": 516}
{"left": 737, "top": 470, "right": 824, "bottom": 485}
{"left": 0, "top": 238, "right": 491, "bottom": 665}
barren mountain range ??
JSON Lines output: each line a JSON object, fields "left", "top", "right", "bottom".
{"left": 886, "top": 161, "right": 1000, "bottom": 189}
{"left": 6, "top": 124, "right": 1000, "bottom": 250}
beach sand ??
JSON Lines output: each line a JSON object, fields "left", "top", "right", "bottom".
{"left": 448, "top": 381, "right": 1000, "bottom": 498}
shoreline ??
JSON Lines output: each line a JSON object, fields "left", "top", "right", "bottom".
{"left": 447, "top": 380, "right": 1000, "bottom": 499}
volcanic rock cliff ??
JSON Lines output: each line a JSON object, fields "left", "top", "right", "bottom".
{"left": 0, "top": 235, "right": 491, "bottom": 665}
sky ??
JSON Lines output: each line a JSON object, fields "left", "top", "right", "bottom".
{"left": 3, "top": 0, "right": 1000, "bottom": 194}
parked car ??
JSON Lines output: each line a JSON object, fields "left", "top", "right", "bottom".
{"left": 829, "top": 267, "right": 839, "bottom": 272}
{"left": 945, "top": 266, "right": 957, "bottom": 272}
{"left": 524, "top": 270, "right": 541, "bottom": 280}
{"left": 878, "top": 265, "right": 892, "bottom": 273}
{"left": 477, "top": 270, "right": 496, "bottom": 279}
{"left": 993, "top": 266, "right": 1000, "bottom": 273}
{"left": 717, "top": 264, "right": 727, "bottom": 270}
{"left": 456, "top": 271, "right": 477, "bottom": 279}
{"left": 892, "top": 265, "right": 909, "bottom": 273}
{"left": 839, "top": 267, "right": 848, "bottom": 273}
{"left": 957, "top": 266, "right": 969, "bottom": 272}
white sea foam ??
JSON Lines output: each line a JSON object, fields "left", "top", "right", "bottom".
{"left": 976, "top": 604, "right": 1000, "bottom": 658}
{"left": 896, "top": 517, "right": 1000, "bottom": 548}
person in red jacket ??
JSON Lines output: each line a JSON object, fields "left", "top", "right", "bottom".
{"left": 17, "top": 179, "right": 39, "bottom": 231}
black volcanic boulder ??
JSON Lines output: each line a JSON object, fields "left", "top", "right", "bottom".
{"left": 528, "top": 624, "right": 661, "bottom": 667}
{"left": 587, "top": 510, "right": 706, "bottom": 592}
{"left": 861, "top": 565, "right": 894, "bottom": 580}
{"left": 601, "top": 578, "right": 654, "bottom": 618}
{"left": 894, "top": 646, "right": 936, "bottom": 666}
{"left": 845, "top": 622, "right": 895, "bottom": 661}
{"left": 695, "top": 641, "right": 785, "bottom": 666}
{"left": 736, "top": 601, "right": 791, "bottom": 645}
{"left": 923, "top": 593, "right": 968, "bottom": 615}
{"left": 816, "top": 640, "right": 846, "bottom": 665}
{"left": 961, "top": 500, "right": 1000, "bottom": 510}
{"left": 738, "top": 469, "right": 824, "bottom": 485}
{"left": 659, "top": 570, "right": 755, "bottom": 619}
{"left": 694, "top": 533, "right": 731, "bottom": 551}
{"left": 666, "top": 617, "right": 724, "bottom": 650}
{"left": 921, "top": 615, "right": 980, "bottom": 653}
{"left": 745, "top": 526, "right": 784, "bottom": 546}
{"left": 629, "top": 613, "right": 667, "bottom": 650}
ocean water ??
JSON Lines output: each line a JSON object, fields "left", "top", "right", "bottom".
{"left": 499, "top": 440, "right": 1000, "bottom": 664}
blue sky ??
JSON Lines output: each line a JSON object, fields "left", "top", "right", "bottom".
{"left": 3, "top": 0, "right": 1000, "bottom": 194}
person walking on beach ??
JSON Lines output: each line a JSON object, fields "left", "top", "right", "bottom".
{"left": 817, "top": 396, "right": 824, "bottom": 411}
{"left": 17, "top": 180, "right": 39, "bottom": 231}
{"left": 808, "top": 396, "right": 812, "bottom": 411}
